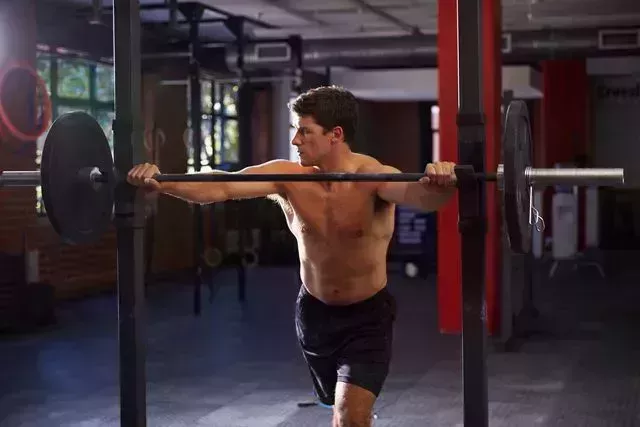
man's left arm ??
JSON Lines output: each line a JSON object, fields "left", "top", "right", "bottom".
{"left": 376, "top": 162, "right": 457, "bottom": 212}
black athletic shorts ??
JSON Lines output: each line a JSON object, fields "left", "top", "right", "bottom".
{"left": 295, "top": 284, "right": 397, "bottom": 406}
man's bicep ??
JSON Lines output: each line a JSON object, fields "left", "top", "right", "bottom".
{"left": 376, "top": 165, "right": 410, "bottom": 205}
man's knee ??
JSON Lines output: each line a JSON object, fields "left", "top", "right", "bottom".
{"left": 333, "top": 382, "right": 375, "bottom": 427}
{"left": 333, "top": 405, "right": 372, "bottom": 427}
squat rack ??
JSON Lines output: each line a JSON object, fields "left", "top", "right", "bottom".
{"left": 111, "top": 0, "right": 489, "bottom": 426}
{"left": 456, "top": 1, "right": 490, "bottom": 426}
{"left": 112, "top": 2, "right": 146, "bottom": 425}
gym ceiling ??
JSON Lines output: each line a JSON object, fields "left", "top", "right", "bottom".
{"left": 35, "top": 0, "right": 640, "bottom": 72}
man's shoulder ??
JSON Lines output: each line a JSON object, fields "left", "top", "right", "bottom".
{"left": 352, "top": 153, "right": 400, "bottom": 174}
{"left": 349, "top": 154, "right": 400, "bottom": 207}
{"left": 261, "top": 159, "right": 312, "bottom": 174}
{"left": 352, "top": 153, "right": 382, "bottom": 171}
{"left": 261, "top": 160, "right": 313, "bottom": 200}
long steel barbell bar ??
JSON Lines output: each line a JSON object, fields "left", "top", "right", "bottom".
{"left": 0, "top": 166, "right": 625, "bottom": 187}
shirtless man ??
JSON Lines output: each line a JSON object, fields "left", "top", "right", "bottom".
{"left": 127, "top": 86, "right": 457, "bottom": 427}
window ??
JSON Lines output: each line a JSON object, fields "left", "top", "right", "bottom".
{"left": 429, "top": 104, "right": 506, "bottom": 165}
{"left": 431, "top": 105, "right": 440, "bottom": 162}
{"left": 35, "top": 48, "right": 115, "bottom": 215}
{"left": 57, "top": 58, "right": 90, "bottom": 100}
{"left": 187, "top": 81, "right": 240, "bottom": 173}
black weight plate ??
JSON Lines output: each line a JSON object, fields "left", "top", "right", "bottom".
{"left": 41, "top": 112, "right": 114, "bottom": 244}
{"left": 502, "top": 100, "right": 533, "bottom": 254}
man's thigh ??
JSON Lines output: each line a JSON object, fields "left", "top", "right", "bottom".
{"left": 336, "top": 302, "right": 395, "bottom": 398}
{"left": 336, "top": 359, "right": 391, "bottom": 400}
{"left": 302, "top": 352, "right": 338, "bottom": 406}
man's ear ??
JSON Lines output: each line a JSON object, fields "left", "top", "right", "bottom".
{"left": 332, "top": 126, "right": 344, "bottom": 143}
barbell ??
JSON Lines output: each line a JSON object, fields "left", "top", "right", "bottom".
{"left": 0, "top": 100, "right": 625, "bottom": 253}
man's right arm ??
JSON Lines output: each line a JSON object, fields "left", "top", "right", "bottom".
{"left": 127, "top": 159, "right": 300, "bottom": 204}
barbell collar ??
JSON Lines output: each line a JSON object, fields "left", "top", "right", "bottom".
{"left": 77, "top": 167, "right": 107, "bottom": 191}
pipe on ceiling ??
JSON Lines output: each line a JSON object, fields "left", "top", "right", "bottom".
{"left": 223, "top": 27, "right": 640, "bottom": 71}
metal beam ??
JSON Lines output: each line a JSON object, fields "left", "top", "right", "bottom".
{"left": 80, "top": 1, "right": 278, "bottom": 29}
{"left": 348, "top": 0, "right": 422, "bottom": 35}
{"left": 144, "top": 17, "right": 227, "bottom": 27}
{"left": 258, "top": 0, "right": 330, "bottom": 26}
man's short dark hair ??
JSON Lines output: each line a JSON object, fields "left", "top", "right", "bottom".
{"left": 289, "top": 86, "right": 358, "bottom": 144}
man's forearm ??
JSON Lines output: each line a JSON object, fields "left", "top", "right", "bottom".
{"left": 402, "top": 182, "right": 456, "bottom": 212}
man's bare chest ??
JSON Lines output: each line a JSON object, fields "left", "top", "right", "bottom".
{"left": 284, "top": 183, "right": 380, "bottom": 238}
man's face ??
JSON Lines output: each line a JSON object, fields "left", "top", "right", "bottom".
{"left": 290, "top": 115, "right": 333, "bottom": 166}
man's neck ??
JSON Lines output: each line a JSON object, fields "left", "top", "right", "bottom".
{"left": 316, "top": 144, "right": 354, "bottom": 173}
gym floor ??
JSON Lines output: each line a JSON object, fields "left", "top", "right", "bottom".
{"left": 1, "top": 257, "right": 640, "bottom": 427}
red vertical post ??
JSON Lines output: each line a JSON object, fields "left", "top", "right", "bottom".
{"left": 437, "top": 0, "right": 462, "bottom": 333}
{"left": 482, "top": 0, "right": 502, "bottom": 335}
{"left": 541, "top": 60, "right": 589, "bottom": 248}
{"left": 437, "top": 0, "right": 501, "bottom": 335}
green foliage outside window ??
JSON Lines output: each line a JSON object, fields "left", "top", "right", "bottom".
{"left": 220, "top": 84, "right": 237, "bottom": 116}
{"left": 95, "top": 110, "right": 115, "bottom": 143}
{"left": 188, "top": 81, "right": 239, "bottom": 173}
{"left": 36, "top": 55, "right": 51, "bottom": 94}
{"left": 57, "top": 59, "right": 90, "bottom": 100}
{"left": 95, "top": 64, "right": 115, "bottom": 103}
{"left": 202, "top": 80, "right": 213, "bottom": 114}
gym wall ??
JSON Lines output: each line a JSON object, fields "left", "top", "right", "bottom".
{"left": 360, "top": 101, "right": 422, "bottom": 173}
{"left": 142, "top": 68, "right": 193, "bottom": 275}
{"left": 537, "top": 59, "right": 590, "bottom": 248}
{"left": 591, "top": 74, "right": 640, "bottom": 186}
{"left": 590, "top": 71, "right": 640, "bottom": 249}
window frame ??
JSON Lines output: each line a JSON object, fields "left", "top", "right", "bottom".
{"left": 187, "top": 80, "right": 240, "bottom": 173}
{"left": 35, "top": 47, "right": 115, "bottom": 216}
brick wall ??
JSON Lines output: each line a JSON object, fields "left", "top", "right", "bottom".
{"left": 360, "top": 101, "right": 421, "bottom": 171}
{"left": 252, "top": 88, "right": 273, "bottom": 164}
{"left": 0, "top": 0, "right": 38, "bottom": 253}
{"left": 28, "top": 225, "right": 117, "bottom": 299}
